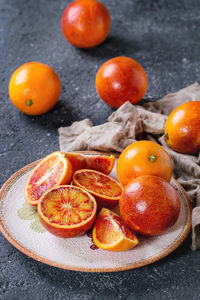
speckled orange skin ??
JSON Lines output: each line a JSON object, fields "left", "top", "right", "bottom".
{"left": 117, "top": 141, "right": 173, "bottom": 187}
{"left": 96, "top": 57, "right": 148, "bottom": 108}
{"left": 165, "top": 101, "right": 200, "bottom": 154}
{"left": 119, "top": 175, "right": 181, "bottom": 236}
{"left": 61, "top": 0, "right": 111, "bottom": 48}
{"left": 9, "top": 62, "right": 61, "bottom": 115}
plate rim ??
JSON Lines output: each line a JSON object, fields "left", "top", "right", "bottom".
{"left": 0, "top": 151, "right": 192, "bottom": 273}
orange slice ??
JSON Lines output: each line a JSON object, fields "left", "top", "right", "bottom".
{"left": 25, "top": 151, "right": 72, "bottom": 206}
{"left": 64, "top": 152, "right": 115, "bottom": 174}
{"left": 93, "top": 208, "right": 139, "bottom": 252}
{"left": 37, "top": 185, "right": 97, "bottom": 238}
{"left": 73, "top": 169, "right": 122, "bottom": 209}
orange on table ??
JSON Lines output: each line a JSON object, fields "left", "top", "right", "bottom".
{"left": 92, "top": 208, "right": 139, "bottom": 252}
{"left": 96, "top": 56, "right": 148, "bottom": 108}
{"left": 9, "top": 62, "right": 61, "bottom": 115}
{"left": 25, "top": 151, "right": 72, "bottom": 206}
{"left": 73, "top": 169, "right": 122, "bottom": 208}
{"left": 61, "top": 0, "right": 111, "bottom": 48}
{"left": 38, "top": 185, "right": 97, "bottom": 238}
{"left": 164, "top": 101, "right": 200, "bottom": 154}
{"left": 117, "top": 140, "right": 173, "bottom": 187}
{"left": 64, "top": 152, "right": 115, "bottom": 174}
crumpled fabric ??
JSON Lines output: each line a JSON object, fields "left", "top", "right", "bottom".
{"left": 58, "top": 82, "right": 200, "bottom": 250}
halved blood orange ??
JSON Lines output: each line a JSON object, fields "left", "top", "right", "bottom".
{"left": 37, "top": 185, "right": 97, "bottom": 238}
{"left": 93, "top": 208, "right": 139, "bottom": 252}
{"left": 25, "top": 151, "right": 72, "bottom": 206}
{"left": 72, "top": 169, "right": 122, "bottom": 209}
{"left": 64, "top": 152, "right": 115, "bottom": 175}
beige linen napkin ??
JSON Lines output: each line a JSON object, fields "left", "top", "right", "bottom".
{"left": 58, "top": 82, "right": 200, "bottom": 250}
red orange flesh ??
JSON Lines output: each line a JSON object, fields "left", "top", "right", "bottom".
{"left": 38, "top": 185, "right": 97, "bottom": 238}
{"left": 25, "top": 151, "right": 72, "bottom": 206}
{"left": 73, "top": 169, "right": 122, "bottom": 209}
{"left": 65, "top": 152, "right": 115, "bottom": 174}
{"left": 93, "top": 208, "right": 139, "bottom": 251}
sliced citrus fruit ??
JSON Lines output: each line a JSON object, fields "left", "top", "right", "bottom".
{"left": 93, "top": 208, "right": 139, "bottom": 252}
{"left": 37, "top": 185, "right": 97, "bottom": 238}
{"left": 72, "top": 169, "right": 122, "bottom": 208}
{"left": 25, "top": 151, "right": 72, "bottom": 206}
{"left": 64, "top": 152, "right": 115, "bottom": 175}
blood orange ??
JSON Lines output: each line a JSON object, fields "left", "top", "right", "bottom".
{"left": 64, "top": 152, "right": 115, "bottom": 174}
{"left": 73, "top": 169, "right": 122, "bottom": 209}
{"left": 37, "top": 185, "right": 97, "bottom": 238}
{"left": 93, "top": 208, "right": 139, "bottom": 251}
{"left": 25, "top": 151, "right": 72, "bottom": 206}
{"left": 120, "top": 175, "right": 181, "bottom": 236}
{"left": 164, "top": 101, "right": 200, "bottom": 154}
{"left": 117, "top": 141, "right": 173, "bottom": 187}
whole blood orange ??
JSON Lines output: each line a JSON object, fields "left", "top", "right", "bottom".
{"left": 61, "top": 0, "right": 111, "bottom": 48}
{"left": 96, "top": 56, "right": 147, "bottom": 108}
{"left": 164, "top": 101, "right": 200, "bottom": 154}
{"left": 25, "top": 152, "right": 72, "bottom": 206}
{"left": 93, "top": 208, "right": 139, "bottom": 252}
{"left": 117, "top": 141, "right": 173, "bottom": 187}
{"left": 64, "top": 152, "right": 115, "bottom": 174}
{"left": 37, "top": 185, "right": 97, "bottom": 238}
{"left": 120, "top": 175, "right": 181, "bottom": 236}
{"left": 9, "top": 62, "right": 61, "bottom": 115}
{"left": 73, "top": 169, "right": 122, "bottom": 208}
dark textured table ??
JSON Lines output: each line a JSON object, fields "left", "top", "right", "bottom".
{"left": 1, "top": 0, "right": 200, "bottom": 299}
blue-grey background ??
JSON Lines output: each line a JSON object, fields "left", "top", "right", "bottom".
{"left": 1, "top": 0, "right": 200, "bottom": 299}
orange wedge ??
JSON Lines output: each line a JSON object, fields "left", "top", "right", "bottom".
{"left": 64, "top": 152, "right": 115, "bottom": 174}
{"left": 93, "top": 208, "right": 139, "bottom": 252}
{"left": 37, "top": 185, "right": 97, "bottom": 238}
{"left": 73, "top": 169, "right": 122, "bottom": 209}
{"left": 25, "top": 151, "right": 72, "bottom": 206}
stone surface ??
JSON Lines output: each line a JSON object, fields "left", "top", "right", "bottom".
{"left": 0, "top": 0, "right": 200, "bottom": 299}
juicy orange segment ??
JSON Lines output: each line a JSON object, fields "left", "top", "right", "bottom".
{"left": 37, "top": 185, "right": 97, "bottom": 238}
{"left": 64, "top": 152, "right": 115, "bottom": 174}
{"left": 93, "top": 208, "right": 139, "bottom": 252}
{"left": 65, "top": 152, "right": 115, "bottom": 175}
{"left": 73, "top": 169, "right": 122, "bottom": 208}
{"left": 25, "top": 151, "right": 72, "bottom": 206}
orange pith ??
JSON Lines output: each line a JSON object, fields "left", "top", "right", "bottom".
{"left": 64, "top": 152, "right": 115, "bottom": 174}
{"left": 73, "top": 169, "right": 122, "bottom": 208}
{"left": 25, "top": 151, "right": 72, "bottom": 206}
{"left": 92, "top": 208, "right": 139, "bottom": 252}
{"left": 38, "top": 185, "right": 97, "bottom": 238}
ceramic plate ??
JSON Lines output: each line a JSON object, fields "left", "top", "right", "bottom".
{"left": 0, "top": 152, "right": 192, "bottom": 272}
